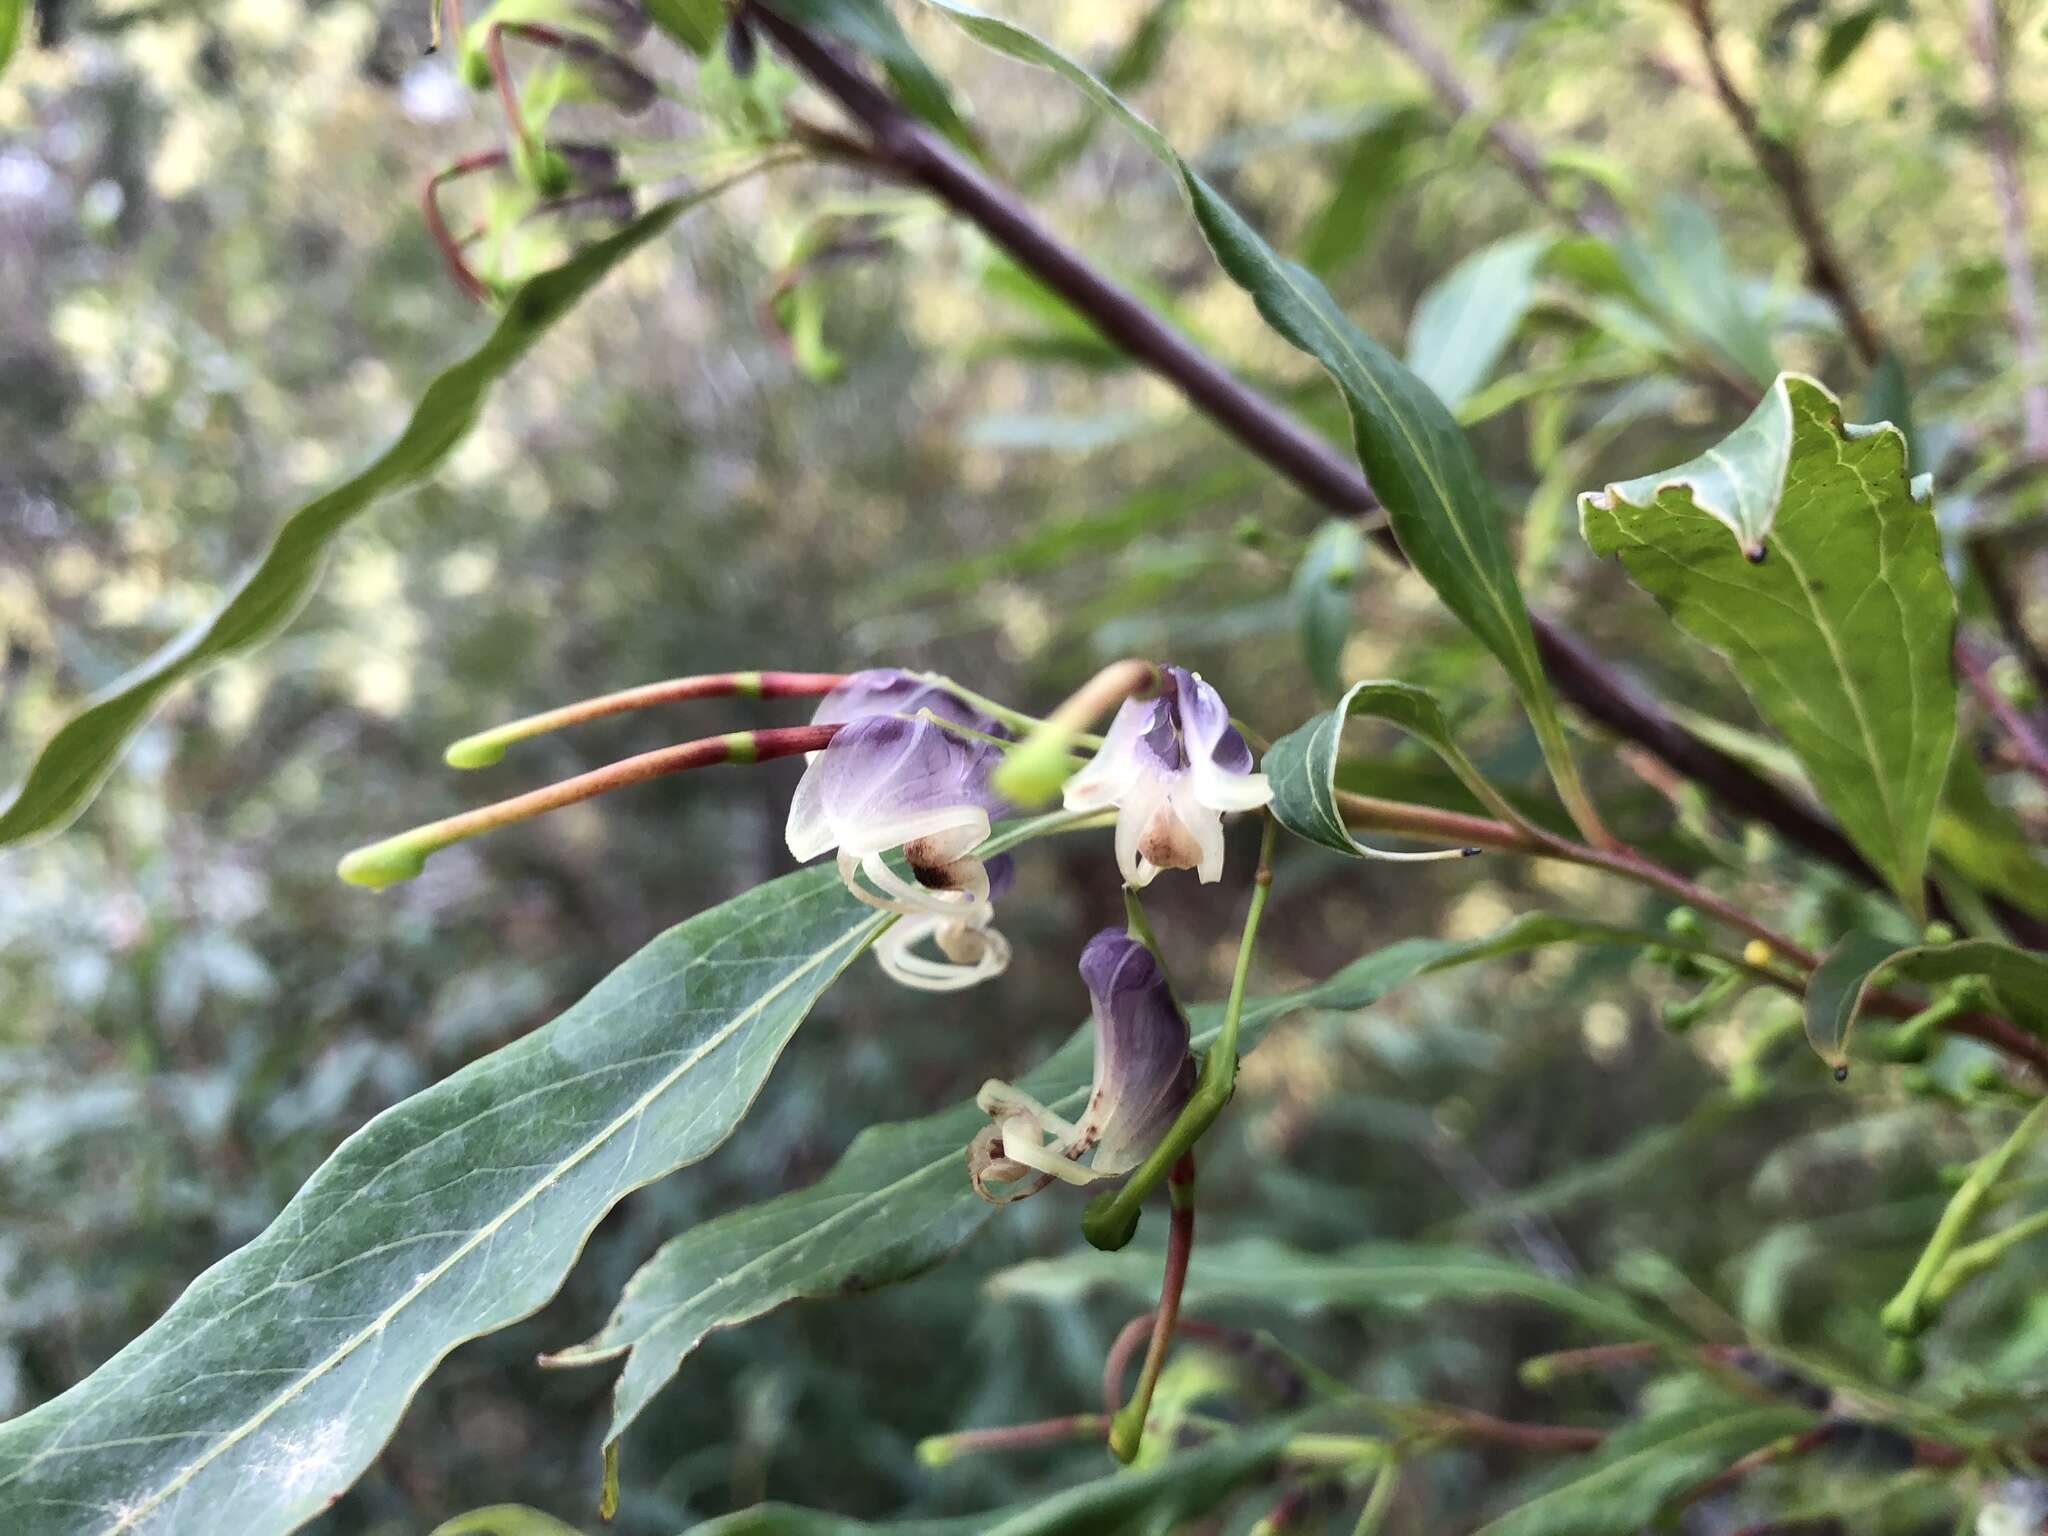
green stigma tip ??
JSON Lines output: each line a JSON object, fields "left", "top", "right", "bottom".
{"left": 914, "top": 1438, "right": 953, "bottom": 1468}
{"left": 444, "top": 733, "right": 509, "bottom": 770}
{"left": 337, "top": 839, "right": 433, "bottom": 890}
{"left": 992, "top": 733, "right": 1074, "bottom": 807}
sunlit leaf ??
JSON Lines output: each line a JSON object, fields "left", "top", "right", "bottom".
{"left": 915, "top": 0, "right": 1600, "bottom": 837}
{"left": 1580, "top": 373, "right": 1957, "bottom": 917}
{"left": 0, "top": 191, "right": 730, "bottom": 847}
{"left": 0, "top": 869, "right": 887, "bottom": 1535}
{"left": 683, "top": 1424, "right": 1295, "bottom": 1534}
{"left": 1289, "top": 519, "right": 1366, "bottom": 697}
{"left": 1406, "top": 233, "right": 1551, "bottom": 412}
{"left": 1264, "top": 678, "right": 1536, "bottom": 855}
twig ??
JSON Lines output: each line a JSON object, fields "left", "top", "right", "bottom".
{"left": 1957, "top": 638, "right": 2048, "bottom": 792}
{"left": 1674, "top": 0, "right": 1884, "bottom": 366}
{"left": 1968, "top": 0, "right": 2048, "bottom": 458}
{"left": 1968, "top": 538, "right": 2048, "bottom": 705}
{"left": 745, "top": 6, "right": 1957, "bottom": 922}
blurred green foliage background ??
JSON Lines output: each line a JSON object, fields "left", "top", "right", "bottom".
{"left": 3, "top": 1, "right": 2046, "bottom": 1531}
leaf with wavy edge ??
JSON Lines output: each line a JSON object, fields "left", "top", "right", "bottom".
{"left": 1264, "top": 679, "right": 1536, "bottom": 860}
{"left": 911, "top": 0, "right": 1602, "bottom": 843}
{"left": 0, "top": 868, "right": 886, "bottom": 1536}
{"left": 1579, "top": 373, "right": 1956, "bottom": 918}
{"left": 547, "top": 912, "right": 1692, "bottom": 1460}
{"left": 0, "top": 190, "right": 723, "bottom": 847}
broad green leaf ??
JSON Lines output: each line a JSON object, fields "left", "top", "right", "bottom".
{"left": 554, "top": 911, "right": 1705, "bottom": 1458}
{"left": 0, "top": 191, "right": 723, "bottom": 847}
{"left": 914, "top": 0, "right": 1601, "bottom": 840}
{"left": 1579, "top": 373, "right": 1957, "bottom": 917}
{"left": 1264, "top": 679, "right": 1535, "bottom": 857}
{"left": 1405, "top": 233, "right": 1552, "bottom": 412}
{"left": 683, "top": 1424, "right": 1294, "bottom": 1534}
{"left": 1299, "top": 106, "right": 1428, "bottom": 277}
{"left": 1802, "top": 932, "right": 2048, "bottom": 1069}
{"left": 0, "top": 869, "right": 887, "bottom": 1536}
{"left": 431, "top": 1508, "right": 587, "bottom": 1536}
{"left": 1288, "top": 519, "right": 1366, "bottom": 698}
{"left": 990, "top": 1237, "right": 1682, "bottom": 1347}
{"left": 1476, "top": 1404, "right": 1814, "bottom": 1536}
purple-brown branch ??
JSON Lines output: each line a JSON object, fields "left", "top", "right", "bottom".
{"left": 1968, "top": 0, "right": 2048, "bottom": 459}
{"left": 745, "top": 4, "right": 1969, "bottom": 926}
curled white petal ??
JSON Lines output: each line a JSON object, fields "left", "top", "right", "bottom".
{"left": 874, "top": 915, "right": 1011, "bottom": 992}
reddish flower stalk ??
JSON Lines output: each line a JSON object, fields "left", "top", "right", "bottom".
{"left": 1104, "top": 1151, "right": 1196, "bottom": 1463}
{"left": 422, "top": 150, "right": 509, "bottom": 303}
{"left": 340, "top": 722, "right": 841, "bottom": 888}
{"left": 445, "top": 670, "right": 847, "bottom": 767}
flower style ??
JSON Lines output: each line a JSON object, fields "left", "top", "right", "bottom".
{"left": 1061, "top": 666, "right": 1270, "bottom": 888}
{"left": 968, "top": 931, "right": 1196, "bottom": 1202}
{"left": 785, "top": 693, "right": 1014, "bottom": 991}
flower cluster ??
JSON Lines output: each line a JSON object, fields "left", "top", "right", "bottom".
{"left": 780, "top": 663, "right": 1270, "bottom": 1202}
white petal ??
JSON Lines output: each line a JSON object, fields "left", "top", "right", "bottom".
{"left": 1062, "top": 698, "right": 1153, "bottom": 811}
{"left": 874, "top": 916, "right": 1012, "bottom": 992}
{"left": 1192, "top": 758, "right": 1273, "bottom": 815}
{"left": 784, "top": 754, "right": 837, "bottom": 862}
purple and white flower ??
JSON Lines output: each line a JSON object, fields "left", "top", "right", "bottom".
{"left": 786, "top": 675, "right": 1014, "bottom": 991}
{"left": 967, "top": 930, "right": 1196, "bottom": 1201}
{"left": 1062, "top": 665, "right": 1270, "bottom": 888}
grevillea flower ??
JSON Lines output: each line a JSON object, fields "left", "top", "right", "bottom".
{"left": 809, "top": 669, "right": 1006, "bottom": 738}
{"left": 1061, "top": 666, "right": 1270, "bottom": 888}
{"left": 967, "top": 931, "right": 1196, "bottom": 1201}
{"left": 785, "top": 681, "right": 1013, "bottom": 991}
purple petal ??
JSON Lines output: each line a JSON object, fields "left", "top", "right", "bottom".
{"left": 1164, "top": 665, "right": 1252, "bottom": 774}
{"left": 812, "top": 668, "right": 1007, "bottom": 738}
{"left": 808, "top": 714, "right": 1005, "bottom": 835}
{"left": 1077, "top": 930, "right": 1195, "bottom": 1174}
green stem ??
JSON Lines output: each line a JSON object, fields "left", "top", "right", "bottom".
{"left": 1083, "top": 814, "right": 1278, "bottom": 1251}
{"left": 1350, "top": 1456, "right": 1400, "bottom": 1536}
{"left": 1929, "top": 1205, "right": 2048, "bottom": 1306}
{"left": 1883, "top": 1097, "right": 2048, "bottom": 1337}
{"left": 1123, "top": 886, "right": 1162, "bottom": 956}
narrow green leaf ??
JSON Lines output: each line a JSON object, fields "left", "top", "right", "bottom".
{"left": 1804, "top": 932, "right": 2048, "bottom": 1069}
{"left": 0, "top": 192, "right": 719, "bottom": 847}
{"left": 1935, "top": 749, "right": 2048, "bottom": 921}
{"left": 1288, "top": 520, "right": 1366, "bottom": 698}
{"left": 990, "top": 1237, "right": 1682, "bottom": 1347}
{"left": 1580, "top": 373, "right": 1958, "bottom": 917}
{"left": 0, "top": 869, "right": 887, "bottom": 1536}
{"left": 1817, "top": 5, "right": 1882, "bottom": 79}
{"left": 1299, "top": 106, "right": 1427, "bottom": 277}
{"left": 643, "top": 0, "right": 725, "bottom": 54}
{"left": 0, "top": 0, "right": 23, "bottom": 82}
{"left": 1405, "top": 233, "right": 1552, "bottom": 413}
{"left": 1610, "top": 196, "right": 1778, "bottom": 387}
{"left": 1802, "top": 932, "right": 1909, "bottom": 1071}
{"left": 683, "top": 1424, "right": 1294, "bottom": 1534}
{"left": 1264, "top": 679, "right": 1534, "bottom": 857}
{"left": 757, "top": 0, "right": 976, "bottom": 152}
{"left": 554, "top": 911, "right": 1702, "bottom": 1457}
{"left": 1476, "top": 1404, "right": 1815, "bottom": 1536}
{"left": 915, "top": 0, "right": 1599, "bottom": 839}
